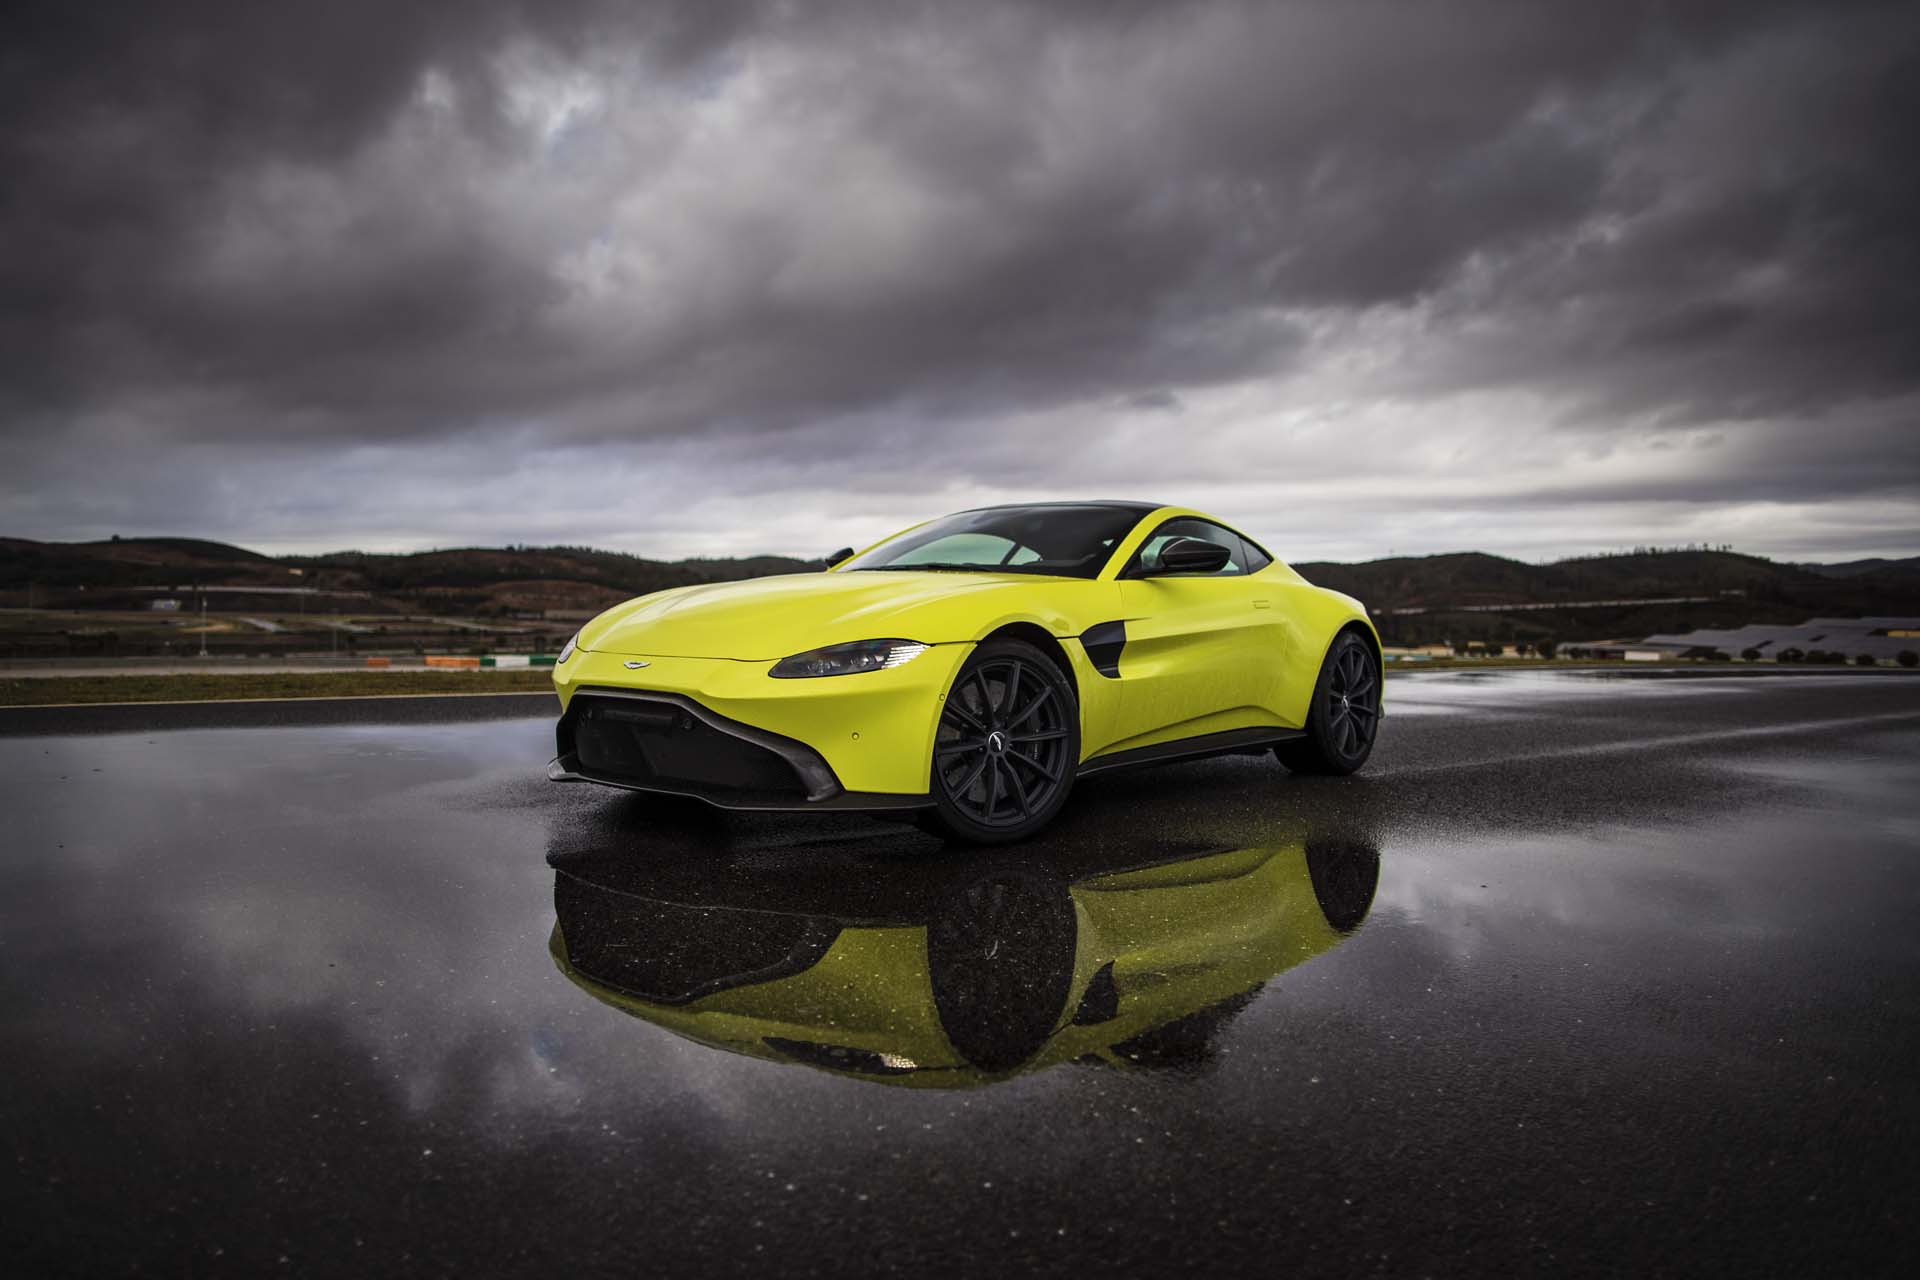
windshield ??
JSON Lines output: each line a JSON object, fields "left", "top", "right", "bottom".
{"left": 839, "top": 505, "right": 1146, "bottom": 579}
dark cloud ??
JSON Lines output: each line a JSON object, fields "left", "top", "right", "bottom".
{"left": 1, "top": 0, "right": 1915, "bottom": 557}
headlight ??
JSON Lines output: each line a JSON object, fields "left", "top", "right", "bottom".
{"left": 770, "top": 639, "right": 928, "bottom": 678}
{"left": 557, "top": 631, "right": 580, "bottom": 664}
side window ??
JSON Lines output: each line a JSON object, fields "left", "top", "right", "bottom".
{"left": 1128, "top": 519, "right": 1247, "bottom": 577}
{"left": 1237, "top": 533, "right": 1273, "bottom": 574}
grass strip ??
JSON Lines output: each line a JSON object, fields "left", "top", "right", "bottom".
{"left": 0, "top": 669, "right": 557, "bottom": 707}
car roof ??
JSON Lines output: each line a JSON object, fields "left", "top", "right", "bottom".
{"left": 957, "top": 500, "right": 1165, "bottom": 515}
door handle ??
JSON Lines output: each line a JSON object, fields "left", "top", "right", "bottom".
{"left": 1253, "top": 599, "right": 1271, "bottom": 609}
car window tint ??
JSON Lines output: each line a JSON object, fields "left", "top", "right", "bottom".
{"left": 839, "top": 504, "right": 1146, "bottom": 577}
{"left": 891, "top": 533, "right": 1021, "bottom": 565}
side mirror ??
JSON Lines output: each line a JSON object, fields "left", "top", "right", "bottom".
{"left": 1145, "top": 537, "right": 1232, "bottom": 576}
{"left": 822, "top": 546, "right": 855, "bottom": 569}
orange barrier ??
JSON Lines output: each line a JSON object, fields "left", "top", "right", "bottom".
{"left": 364, "top": 656, "right": 392, "bottom": 668}
{"left": 424, "top": 655, "right": 481, "bottom": 669}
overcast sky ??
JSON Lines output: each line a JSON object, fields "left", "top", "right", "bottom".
{"left": 3, "top": 1, "right": 1916, "bottom": 563}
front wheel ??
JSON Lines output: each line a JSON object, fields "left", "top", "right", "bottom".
{"left": 924, "top": 639, "right": 1079, "bottom": 844}
{"left": 1276, "top": 631, "right": 1380, "bottom": 776}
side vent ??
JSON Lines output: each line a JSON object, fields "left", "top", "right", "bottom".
{"left": 1080, "top": 621, "right": 1127, "bottom": 679}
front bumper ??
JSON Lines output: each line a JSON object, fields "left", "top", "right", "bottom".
{"left": 549, "top": 644, "right": 968, "bottom": 808}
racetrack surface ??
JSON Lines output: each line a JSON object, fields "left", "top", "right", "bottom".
{"left": 3, "top": 670, "right": 1917, "bottom": 1276}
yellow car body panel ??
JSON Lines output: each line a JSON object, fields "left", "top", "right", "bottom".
{"left": 552, "top": 926, "right": 962, "bottom": 1071}
{"left": 556, "top": 643, "right": 973, "bottom": 795}
{"left": 551, "top": 503, "right": 1376, "bottom": 801}
{"left": 550, "top": 839, "right": 1370, "bottom": 1088}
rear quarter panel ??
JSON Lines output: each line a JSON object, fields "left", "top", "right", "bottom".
{"left": 1267, "top": 576, "right": 1378, "bottom": 726}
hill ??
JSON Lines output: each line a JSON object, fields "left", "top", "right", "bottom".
{"left": 1293, "top": 549, "right": 1920, "bottom": 645}
{"left": 284, "top": 545, "right": 815, "bottom": 613}
{"left": 2, "top": 536, "right": 1915, "bottom": 650}
{"left": 0, "top": 537, "right": 815, "bottom": 618}
{"left": 0, "top": 535, "right": 280, "bottom": 590}
{"left": 1796, "top": 556, "right": 1920, "bottom": 580}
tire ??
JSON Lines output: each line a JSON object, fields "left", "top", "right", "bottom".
{"left": 924, "top": 638, "right": 1079, "bottom": 844}
{"left": 1276, "top": 630, "right": 1380, "bottom": 776}
{"left": 1304, "top": 839, "right": 1381, "bottom": 932}
{"left": 926, "top": 864, "right": 1077, "bottom": 1071}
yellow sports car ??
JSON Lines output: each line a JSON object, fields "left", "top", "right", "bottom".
{"left": 548, "top": 830, "right": 1380, "bottom": 1087}
{"left": 549, "top": 501, "right": 1380, "bottom": 842}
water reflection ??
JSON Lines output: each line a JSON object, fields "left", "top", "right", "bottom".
{"left": 548, "top": 822, "right": 1379, "bottom": 1087}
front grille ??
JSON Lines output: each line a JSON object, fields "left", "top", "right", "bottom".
{"left": 555, "top": 875, "right": 839, "bottom": 1004}
{"left": 565, "top": 695, "right": 810, "bottom": 802}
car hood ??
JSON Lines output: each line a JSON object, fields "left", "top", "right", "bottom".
{"left": 578, "top": 570, "right": 1065, "bottom": 660}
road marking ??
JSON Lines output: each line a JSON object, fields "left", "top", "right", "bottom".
{"left": 1379, "top": 709, "right": 1920, "bottom": 777}
{"left": 0, "top": 691, "right": 557, "bottom": 711}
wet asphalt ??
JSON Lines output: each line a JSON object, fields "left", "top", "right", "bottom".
{"left": 3, "top": 670, "right": 1918, "bottom": 1277}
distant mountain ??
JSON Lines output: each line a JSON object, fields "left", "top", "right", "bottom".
{"left": 3, "top": 537, "right": 1915, "bottom": 644}
{"left": 1292, "top": 549, "right": 1920, "bottom": 645}
{"left": 1293, "top": 549, "right": 1812, "bottom": 609}
{"left": 0, "top": 536, "right": 816, "bottom": 616}
{"left": 1795, "top": 556, "right": 1920, "bottom": 580}
{"left": 0, "top": 536, "right": 285, "bottom": 593}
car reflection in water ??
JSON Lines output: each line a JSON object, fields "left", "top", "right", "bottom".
{"left": 548, "top": 818, "right": 1379, "bottom": 1087}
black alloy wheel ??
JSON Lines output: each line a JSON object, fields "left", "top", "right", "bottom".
{"left": 1276, "top": 631, "right": 1380, "bottom": 776}
{"left": 927, "top": 639, "right": 1079, "bottom": 843}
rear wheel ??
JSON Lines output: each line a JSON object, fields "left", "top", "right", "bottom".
{"left": 1305, "top": 839, "right": 1381, "bottom": 932}
{"left": 1276, "top": 631, "right": 1380, "bottom": 775}
{"left": 925, "top": 639, "right": 1079, "bottom": 844}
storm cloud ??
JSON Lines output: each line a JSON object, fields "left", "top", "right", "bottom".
{"left": 3, "top": 0, "right": 1916, "bottom": 560}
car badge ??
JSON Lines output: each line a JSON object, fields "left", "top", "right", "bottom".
{"left": 623, "top": 660, "right": 651, "bottom": 669}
